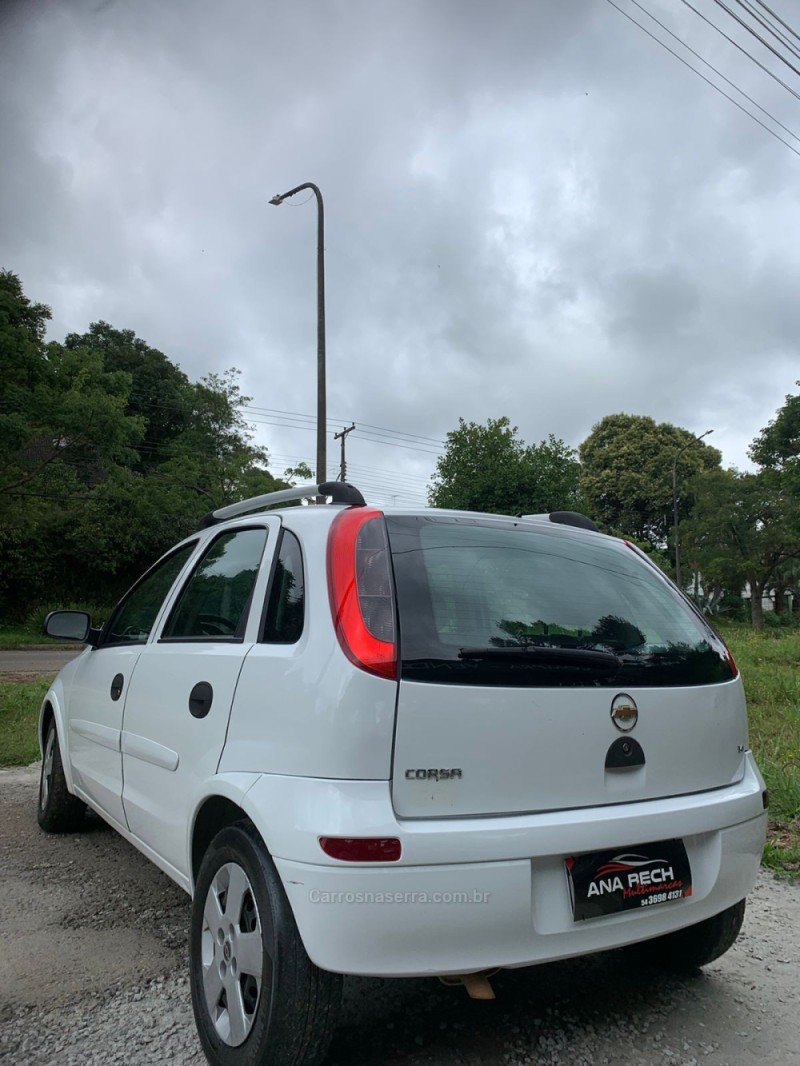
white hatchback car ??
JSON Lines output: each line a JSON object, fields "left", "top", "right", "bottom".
{"left": 39, "top": 482, "right": 767, "bottom": 1066}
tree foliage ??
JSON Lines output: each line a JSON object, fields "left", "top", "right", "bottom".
{"left": 749, "top": 382, "right": 800, "bottom": 470}
{"left": 683, "top": 468, "right": 800, "bottom": 627}
{"left": 579, "top": 413, "right": 721, "bottom": 550}
{"left": 0, "top": 271, "right": 285, "bottom": 619}
{"left": 63, "top": 322, "right": 191, "bottom": 467}
{"left": 428, "top": 417, "right": 581, "bottom": 516}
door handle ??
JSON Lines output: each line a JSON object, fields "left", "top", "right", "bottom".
{"left": 189, "top": 681, "right": 214, "bottom": 719}
{"left": 110, "top": 673, "right": 124, "bottom": 701}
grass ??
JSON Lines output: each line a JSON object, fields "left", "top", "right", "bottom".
{"left": 0, "top": 603, "right": 109, "bottom": 647}
{"left": 1, "top": 628, "right": 798, "bottom": 872}
{"left": 0, "top": 627, "right": 52, "bottom": 647}
{"left": 0, "top": 679, "right": 49, "bottom": 767}
{"left": 720, "top": 626, "right": 800, "bottom": 877}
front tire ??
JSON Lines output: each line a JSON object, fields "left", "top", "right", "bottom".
{"left": 626, "top": 900, "right": 746, "bottom": 972}
{"left": 190, "top": 823, "right": 342, "bottom": 1066}
{"left": 38, "top": 719, "right": 85, "bottom": 833}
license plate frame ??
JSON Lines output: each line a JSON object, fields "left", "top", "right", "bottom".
{"left": 565, "top": 838, "right": 692, "bottom": 922}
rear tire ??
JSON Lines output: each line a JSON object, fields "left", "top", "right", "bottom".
{"left": 38, "top": 719, "right": 86, "bottom": 833}
{"left": 190, "top": 822, "right": 342, "bottom": 1066}
{"left": 626, "top": 900, "right": 746, "bottom": 972}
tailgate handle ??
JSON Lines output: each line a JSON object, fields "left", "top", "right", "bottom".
{"left": 605, "top": 737, "right": 645, "bottom": 771}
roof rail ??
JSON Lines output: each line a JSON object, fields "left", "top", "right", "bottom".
{"left": 198, "top": 481, "right": 366, "bottom": 529}
{"left": 519, "top": 511, "right": 600, "bottom": 533}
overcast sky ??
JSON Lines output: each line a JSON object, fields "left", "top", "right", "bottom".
{"left": 2, "top": 0, "right": 799, "bottom": 506}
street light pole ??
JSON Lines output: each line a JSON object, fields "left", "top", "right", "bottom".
{"left": 672, "top": 429, "right": 713, "bottom": 589}
{"left": 269, "top": 183, "right": 326, "bottom": 485}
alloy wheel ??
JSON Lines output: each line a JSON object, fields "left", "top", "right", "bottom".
{"left": 40, "top": 727, "right": 55, "bottom": 810}
{"left": 200, "top": 861, "right": 265, "bottom": 1046}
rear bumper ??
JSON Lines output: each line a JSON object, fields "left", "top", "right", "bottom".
{"left": 246, "top": 754, "right": 767, "bottom": 977}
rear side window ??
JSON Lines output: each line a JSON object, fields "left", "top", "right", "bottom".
{"left": 385, "top": 516, "right": 734, "bottom": 688}
{"left": 262, "top": 530, "right": 305, "bottom": 643}
{"left": 162, "top": 528, "right": 268, "bottom": 640}
{"left": 104, "top": 543, "right": 197, "bottom": 646}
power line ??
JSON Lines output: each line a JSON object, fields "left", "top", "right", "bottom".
{"left": 341, "top": 468, "right": 429, "bottom": 491}
{"left": 245, "top": 415, "right": 442, "bottom": 456}
{"left": 711, "top": 0, "right": 800, "bottom": 77}
{"left": 347, "top": 483, "right": 426, "bottom": 500}
{"left": 339, "top": 421, "right": 443, "bottom": 448}
{"left": 243, "top": 405, "right": 445, "bottom": 447}
{"left": 350, "top": 429, "right": 441, "bottom": 453}
{"left": 244, "top": 414, "right": 435, "bottom": 452}
{"left": 604, "top": 0, "right": 800, "bottom": 159}
{"left": 249, "top": 450, "right": 431, "bottom": 485}
{"left": 243, "top": 414, "right": 443, "bottom": 452}
{"left": 345, "top": 463, "right": 432, "bottom": 487}
{"left": 735, "top": 0, "right": 800, "bottom": 60}
{"left": 625, "top": 0, "right": 800, "bottom": 143}
{"left": 265, "top": 451, "right": 432, "bottom": 497}
{"left": 753, "top": 0, "right": 800, "bottom": 45}
{"left": 679, "top": 0, "right": 800, "bottom": 104}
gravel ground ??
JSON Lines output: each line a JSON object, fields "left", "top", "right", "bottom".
{"left": 1, "top": 764, "right": 799, "bottom": 1066}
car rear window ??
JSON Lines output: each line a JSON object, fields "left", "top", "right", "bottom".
{"left": 385, "top": 515, "right": 734, "bottom": 688}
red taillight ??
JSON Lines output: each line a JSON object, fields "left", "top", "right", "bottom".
{"left": 724, "top": 645, "right": 739, "bottom": 678}
{"left": 327, "top": 508, "right": 397, "bottom": 680}
{"left": 319, "top": 836, "right": 402, "bottom": 862}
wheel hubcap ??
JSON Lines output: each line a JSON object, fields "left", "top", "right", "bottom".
{"left": 40, "top": 729, "right": 55, "bottom": 810}
{"left": 200, "top": 862, "right": 264, "bottom": 1046}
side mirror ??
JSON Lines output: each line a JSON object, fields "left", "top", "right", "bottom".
{"left": 43, "top": 610, "right": 92, "bottom": 643}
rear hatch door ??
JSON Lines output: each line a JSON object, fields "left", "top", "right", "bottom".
{"left": 386, "top": 515, "right": 744, "bottom": 819}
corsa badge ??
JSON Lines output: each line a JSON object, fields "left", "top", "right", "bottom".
{"left": 610, "top": 693, "right": 638, "bottom": 732}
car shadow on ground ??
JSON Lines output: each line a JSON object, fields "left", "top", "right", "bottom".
{"left": 328, "top": 952, "right": 712, "bottom": 1066}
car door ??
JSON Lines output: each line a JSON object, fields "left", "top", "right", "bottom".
{"left": 65, "top": 541, "right": 199, "bottom": 828}
{"left": 120, "top": 520, "right": 279, "bottom": 880}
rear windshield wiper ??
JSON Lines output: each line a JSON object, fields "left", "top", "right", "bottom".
{"left": 458, "top": 646, "right": 621, "bottom": 670}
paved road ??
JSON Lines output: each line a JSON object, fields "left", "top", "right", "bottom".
{"left": 0, "top": 648, "right": 84, "bottom": 675}
{"left": 1, "top": 765, "right": 799, "bottom": 1066}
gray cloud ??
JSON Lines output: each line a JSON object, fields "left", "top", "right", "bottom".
{"left": 2, "top": 0, "right": 799, "bottom": 504}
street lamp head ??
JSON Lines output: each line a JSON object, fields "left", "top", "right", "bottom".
{"left": 269, "top": 195, "right": 284, "bottom": 206}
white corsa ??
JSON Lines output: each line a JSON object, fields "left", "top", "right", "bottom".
{"left": 38, "top": 483, "right": 768, "bottom": 1066}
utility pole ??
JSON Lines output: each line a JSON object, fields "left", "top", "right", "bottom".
{"left": 334, "top": 424, "right": 356, "bottom": 481}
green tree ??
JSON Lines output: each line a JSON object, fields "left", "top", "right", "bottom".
{"left": 0, "top": 271, "right": 289, "bottom": 618}
{"left": 428, "top": 416, "right": 581, "bottom": 515}
{"left": 683, "top": 468, "right": 800, "bottom": 628}
{"left": 579, "top": 414, "right": 721, "bottom": 552}
{"left": 283, "top": 461, "right": 313, "bottom": 485}
{"left": 745, "top": 385, "right": 800, "bottom": 618}
{"left": 61, "top": 369, "right": 287, "bottom": 597}
{"left": 750, "top": 382, "right": 800, "bottom": 470}
{"left": 63, "top": 322, "right": 191, "bottom": 467}
{"left": 158, "top": 369, "right": 283, "bottom": 509}
{"left": 0, "top": 274, "right": 146, "bottom": 614}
